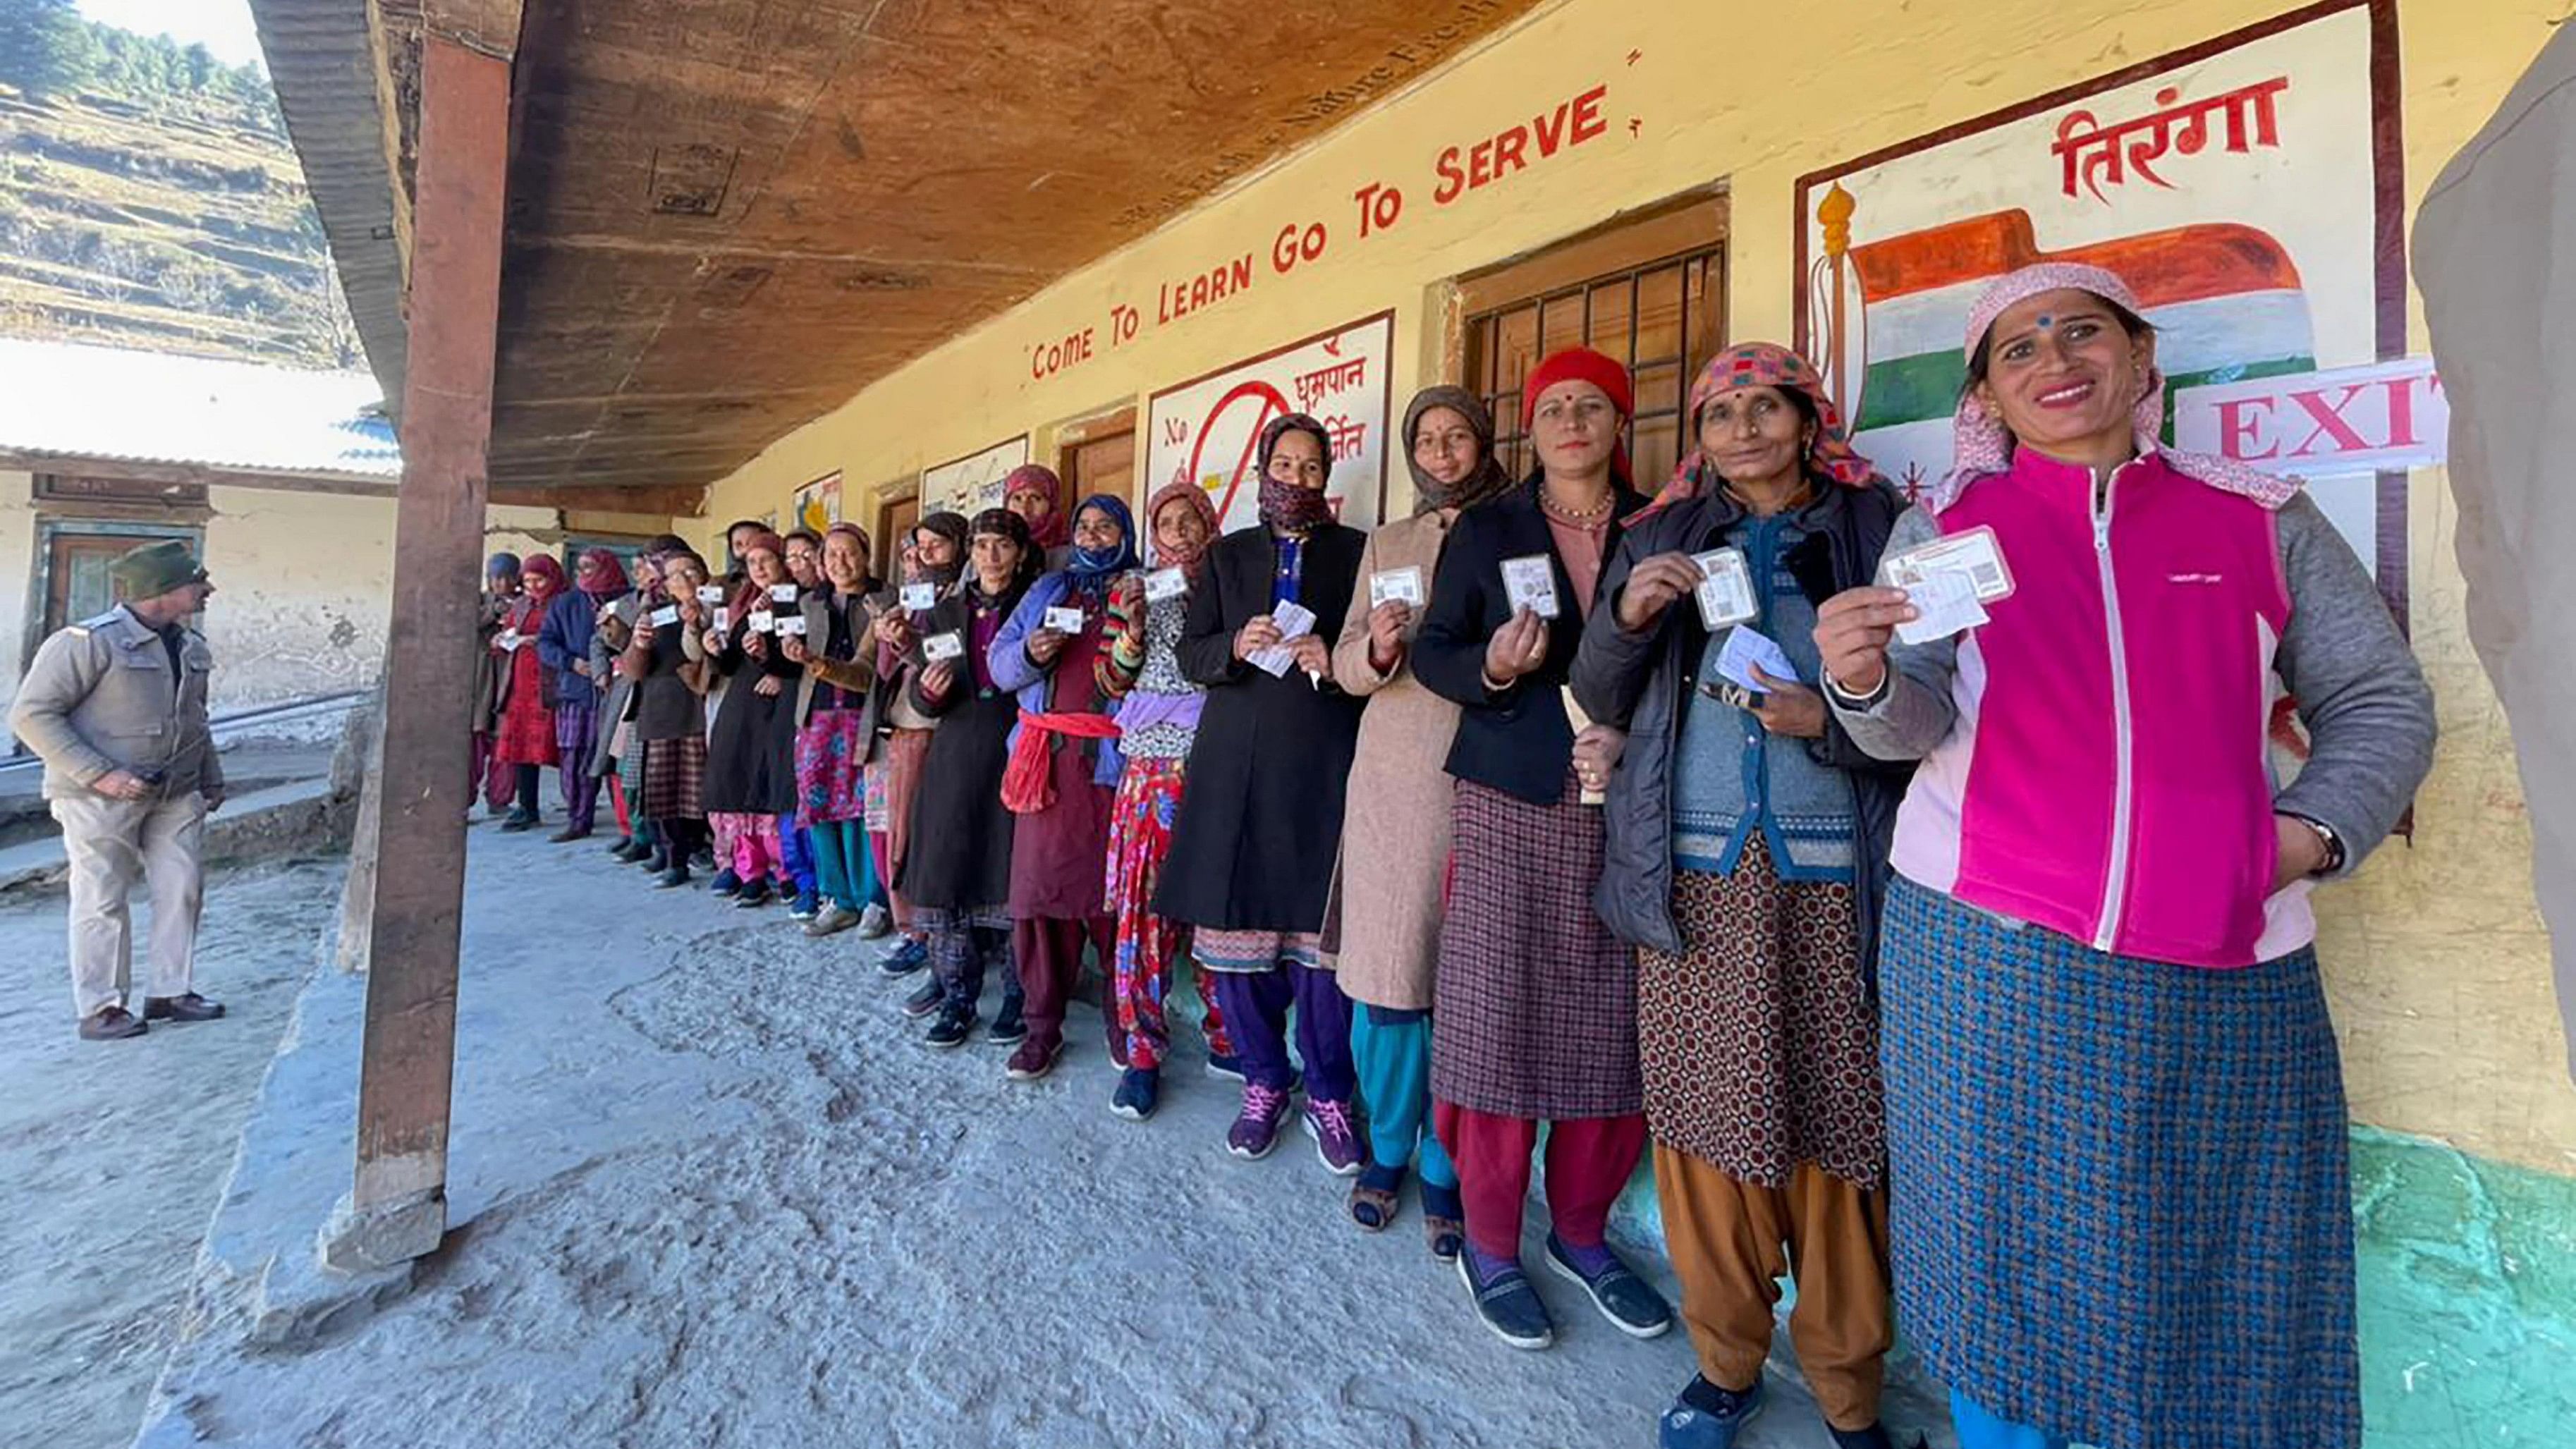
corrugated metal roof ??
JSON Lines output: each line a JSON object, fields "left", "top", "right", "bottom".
{"left": 0, "top": 338, "right": 399, "bottom": 479}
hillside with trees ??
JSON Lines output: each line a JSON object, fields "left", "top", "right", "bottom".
{"left": 0, "top": 0, "right": 358, "bottom": 368}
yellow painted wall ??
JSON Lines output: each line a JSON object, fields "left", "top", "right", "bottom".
{"left": 702, "top": 0, "right": 2573, "bottom": 1173}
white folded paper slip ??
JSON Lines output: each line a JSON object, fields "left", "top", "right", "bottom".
{"left": 1248, "top": 600, "right": 1318, "bottom": 678}
{"left": 1714, "top": 626, "right": 1800, "bottom": 692}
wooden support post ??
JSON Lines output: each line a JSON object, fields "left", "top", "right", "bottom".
{"left": 322, "top": 36, "right": 511, "bottom": 1273}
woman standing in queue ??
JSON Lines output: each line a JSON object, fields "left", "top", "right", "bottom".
{"left": 1096, "top": 479, "right": 1238, "bottom": 1121}
{"left": 870, "top": 512, "right": 972, "bottom": 976}
{"left": 1155, "top": 414, "right": 1367, "bottom": 1168}
{"left": 597, "top": 540, "right": 682, "bottom": 866}
{"left": 1326, "top": 385, "right": 1515, "bottom": 1259}
{"left": 1574, "top": 344, "right": 1915, "bottom": 1449}
{"left": 986, "top": 494, "right": 1138, "bottom": 1082}
{"left": 537, "top": 547, "right": 626, "bottom": 843}
{"left": 623, "top": 549, "right": 717, "bottom": 888}
{"left": 695, "top": 531, "right": 801, "bottom": 907}
{"left": 1411, "top": 346, "right": 1671, "bottom": 1350}
{"left": 1816, "top": 264, "right": 2434, "bottom": 1449}
{"left": 489, "top": 554, "right": 564, "bottom": 832}
{"left": 901, "top": 508, "right": 1042, "bottom": 1048}
{"left": 784, "top": 522, "right": 886, "bottom": 936}
{"left": 1005, "top": 464, "right": 1073, "bottom": 570}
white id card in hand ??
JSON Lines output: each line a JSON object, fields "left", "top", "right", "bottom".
{"left": 922, "top": 631, "right": 965, "bottom": 662}
{"left": 1044, "top": 606, "right": 1086, "bottom": 634}
{"left": 1144, "top": 567, "right": 1188, "bottom": 603}
{"left": 747, "top": 609, "right": 775, "bottom": 634}
{"left": 1501, "top": 554, "right": 1560, "bottom": 619}
{"left": 648, "top": 605, "right": 680, "bottom": 628}
{"left": 712, "top": 606, "right": 732, "bottom": 633}
{"left": 1692, "top": 548, "right": 1758, "bottom": 631}
{"left": 774, "top": 613, "right": 807, "bottom": 637}
{"left": 1369, "top": 566, "right": 1424, "bottom": 608}
{"left": 769, "top": 582, "right": 800, "bottom": 604}
{"left": 901, "top": 582, "right": 937, "bottom": 611}
{"left": 696, "top": 584, "right": 726, "bottom": 605}
{"left": 1881, "top": 526, "right": 2012, "bottom": 644}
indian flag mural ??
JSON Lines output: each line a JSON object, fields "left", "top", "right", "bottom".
{"left": 1794, "top": 0, "right": 2403, "bottom": 601}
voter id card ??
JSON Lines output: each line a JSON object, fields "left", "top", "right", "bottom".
{"left": 769, "top": 583, "right": 800, "bottom": 604}
{"left": 1501, "top": 554, "right": 1560, "bottom": 620}
{"left": 1881, "top": 526, "right": 2012, "bottom": 645}
{"left": 696, "top": 584, "right": 726, "bottom": 605}
{"left": 648, "top": 605, "right": 680, "bottom": 628}
{"left": 773, "top": 613, "right": 807, "bottom": 637}
{"left": 1691, "top": 548, "right": 1758, "bottom": 631}
{"left": 747, "top": 609, "right": 775, "bottom": 634}
{"left": 900, "top": 582, "right": 937, "bottom": 611}
{"left": 712, "top": 606, "right": 731, "bottom": 633}
{"left": 1369, "top": 566, "right": 1424, "bottom": 609}
{"left": 1144, "top": 567, "right": 1188, "bottom": 604}
{"left": 1044, "top": 606, "right": 1086, "bottom": 635}
{"left": 922, "top": 630, "right": 965, "bottom": 662}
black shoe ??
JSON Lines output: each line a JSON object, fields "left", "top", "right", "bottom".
{"left": 143, "top": 992, "right": 224, "bottom": 1022}
{"left": 640, "top": 848, "right": 671, "bottom": 874}
{"left": 901, "top": 979, "right": 946, "bottom": 1019}
{"left": 549, "top": 824, "right": 592, "bottom": 844}
{"left": 78, "top": 1005, "right": 147, "bottom": 1040}
{"left": 498, "top": 812, "right": 539, "bottom": 833}
{"left": 733, "top": 880, "right": 773, "bottom": 909}
{"left": 652, "top": 864, "right": 692, "bottom": 889}
{"left": 924, "top": 1005, "right": 976, "bottom": 1048}
{"left": 609, "top": 837, "right": 648, "bottom": 862}
{"left": 985, "top": 998, "right": 1027, "bottom": 1046}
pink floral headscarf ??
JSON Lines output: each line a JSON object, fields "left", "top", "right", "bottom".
{"left": 1642, "top": 342, "right": 1876, "bottom": 517}
{"left": 1934, "top": 262, "right": 2297, "bottom": 512}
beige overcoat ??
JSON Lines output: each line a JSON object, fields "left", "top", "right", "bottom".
{"left": 1324, "top": 509, "right": 1463, "bottom": 1010}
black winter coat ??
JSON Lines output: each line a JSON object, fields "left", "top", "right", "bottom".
{"left": 1570, "top": 479, "right": 1916, "bottom": 972}
{"left": 1154, "top": 522, "right": 1366, "bottom": 931}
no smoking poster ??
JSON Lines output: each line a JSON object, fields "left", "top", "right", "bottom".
{"left": 1145, "top": 312, "right": 1395, "bottom": 535}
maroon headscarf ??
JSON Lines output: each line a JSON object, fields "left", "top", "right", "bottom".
{"left": 510, "top": 554, "right": 565, "bottom": 632}
{"left": 575, "top": 548, "right": 625, "bottom": 600}
{"left": 1003, "top": 464, "right": 1070, "bottom": 551}
{"left": 1144, "top": 477, "right": 1222, "bottom": 577}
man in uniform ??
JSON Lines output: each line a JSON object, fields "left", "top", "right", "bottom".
{"left": 8, "top": 539, "right": 226, "bottom": 1040}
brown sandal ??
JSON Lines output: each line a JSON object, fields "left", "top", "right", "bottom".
{"left": 1347, "top": 1178, "right": 1399, "bottom": 1232}
{"left": 1424, "top": 1213, "right": 1465, "bottom": 1263}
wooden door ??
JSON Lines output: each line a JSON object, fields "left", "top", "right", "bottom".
{"left": 44, "top": 532, "right": 142, "bottom": 635}
{"left": 876, "top": 491, "right": 920, "bottom": 580}
{"left": 1060, "top": 429, "right": 1136, "bottom": 506}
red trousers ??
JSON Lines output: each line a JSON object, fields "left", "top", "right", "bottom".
{"left": 1015, "top": 914, "right": 1113, "bottom": 1056}
{"left": 1434, "top": 1101, "right": 1647, "bottom": 1261}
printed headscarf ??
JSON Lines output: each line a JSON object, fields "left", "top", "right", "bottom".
{"left": 485, "top": 551, "right": 521, "bottom": 582}
{"left": 1400, "top": 385, "right": 1513, "bottom": 514}
{"left": 1256, "top": 412, "right": 1337, "bottom": 536}
{"left": 576, "top": 548, "right": 625, "bottom": 601}
{"left": 1642, "top": 343, "right": 1876, "bottom": 515}
{"left": 968, "top": 506, "right": 1044, "bottom": 597}
{"left": 1521, "top": 347, "right": 1634, "bottom": 486}
{"left": 1144, "top": 477, "right": 1221, "bottom": 577}
{"left": 917, "top": 509, "right": 973, "bottom": 589}
{"left": 1063, "top": 493, "right": 1139, "bottom": 605}
{"left": 1936, "top": 262, "right": 2298, "bottom": 512}
{"left": 509, "top": 554, "right": 564, "bottom": 632}
{"left": 1003, "top": 464, "right": 1070, "bottom": 551}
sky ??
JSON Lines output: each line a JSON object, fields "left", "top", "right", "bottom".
{"left": 75, "top": 0, "right": 265, "bottom": 70}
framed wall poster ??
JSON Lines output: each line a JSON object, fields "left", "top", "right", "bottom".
{"left": 1794, "top": 0, "right": 2406, "bottom": 620}
{"left": 791, "top": 470, "right": 843, "bottom": 534}
{"left": 921, "top": 436, "right": 1032, "bottom": 517}
{"left": 1144, "top": 311, "right": 1396, "bottom": 534}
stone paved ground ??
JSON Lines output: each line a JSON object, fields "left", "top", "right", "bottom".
{"left": 13, "top": 824, "right": 1955, "bottom": 1449}
{"left": 0, "top": 860, "right": 329, "bottom": 1449}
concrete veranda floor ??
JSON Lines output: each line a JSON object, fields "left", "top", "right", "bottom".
{"left": 13, "top": 821, "right": 1957, "bottom": 1448}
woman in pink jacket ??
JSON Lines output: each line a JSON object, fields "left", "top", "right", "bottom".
{"left": 1812, "top": 264, "right": 2434, "bottom": 1449}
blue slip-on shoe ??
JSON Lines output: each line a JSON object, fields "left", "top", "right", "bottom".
{"left": 1544, "top": 1233, "right": 1673, "bottom": 1339}
{"left": 707, "top": 867, "right": 742, "bottom": 898}
{"left": 1457, "top": 1247, "right": 1554, "bottom": 1350}
{"left": 1111, "top": 1067, "right": 1161, "bottom": 1122}
{"left": 1659, "top": 1376, "right": 1765, "bottom": 1449}
{"left": 787, "top": 887, "right": 819, "bottom": 921}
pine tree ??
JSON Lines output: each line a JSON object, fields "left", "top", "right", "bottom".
{"left": 0, "top": 0, "right": 99, "bottom": 100}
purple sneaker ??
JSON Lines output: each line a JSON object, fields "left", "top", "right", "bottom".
{"left": 1226, "top": 1084, "right": 1291, "bottom": 1160}
{"left": 1302, "top": 1096, "right": 1364, "bottom": 1176}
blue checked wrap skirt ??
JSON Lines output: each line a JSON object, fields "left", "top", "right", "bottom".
{"left": 1878, "top": 875, "right": 2358, "bottom": 1449}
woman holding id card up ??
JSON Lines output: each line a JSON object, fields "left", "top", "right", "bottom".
{"left": 1814, "top": 264, "right": 2435, "bottom": 1449}
{"left": 984, "top": 491, "right": 1140, "bottom": 1084}
{"left": 1323, "top": 385, "right": 1515, "bottom": 1260}
{"left": 1410, "top": 346, "right": 1663, "bottom": 1353}
{"left": 1571, "top": 343, "right": 1914, "bottom": 1449}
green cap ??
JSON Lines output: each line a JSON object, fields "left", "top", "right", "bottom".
{"left": 109, "top": 539, "right": 208, "bottom": 601}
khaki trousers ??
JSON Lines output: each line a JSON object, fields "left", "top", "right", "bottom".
{"left": 1654, "top": 1147, "right": 1894, "bottom": 1432}
{"left": 50, "top": 792, "right": 207, "bottom": 1018}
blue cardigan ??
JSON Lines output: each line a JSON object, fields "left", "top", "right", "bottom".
{"left": 538, "top": 589, "right": 610, "bottom": 709}
{"left": 986, "top": 570, "right": 1125, "bottom": 789}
